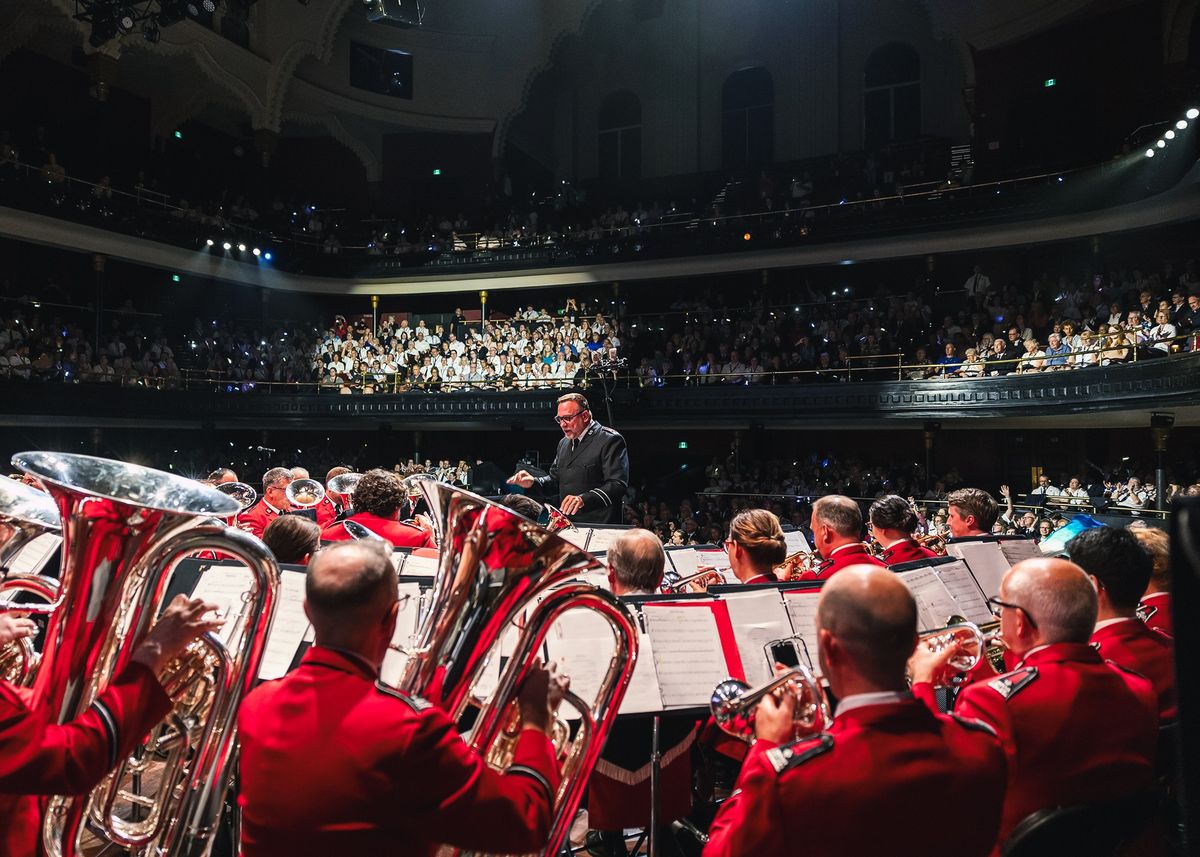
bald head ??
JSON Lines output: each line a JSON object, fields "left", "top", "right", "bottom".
{"left": 817, "top": 564, "right": 918, "bottom": 687}
{"left": 305, "top": 541, "right": 397, "bottom": 649}
{"left": 608, "top": 528, "right": 666, "bottom": 595}
{"left": 1003, "top": 557, "right": 1097, "bottom": 645}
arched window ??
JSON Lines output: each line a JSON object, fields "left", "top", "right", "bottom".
{"left": 598, "top": 91, "right": 642, "bottom": 181}
{"left": 863, "top": 44, "right": 921, "bottom": 148}
{"left": 721, "top": 67, "right": 774, "bottom": 168}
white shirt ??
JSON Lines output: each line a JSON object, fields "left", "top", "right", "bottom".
{"left": 835, "top": 690, "right": 912, "bottom": 717}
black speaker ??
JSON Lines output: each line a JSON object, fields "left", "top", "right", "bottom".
{"left": 1171, "top": 497, "right": 1200, "bottom": 846}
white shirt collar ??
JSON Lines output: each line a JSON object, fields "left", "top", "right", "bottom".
{"left": 835, "top": 690, "right": 912, "bottom": 717}
{"left": 1094, "top": 616, "right": 1138, "bottom": 632}
{"left": 1141, "top": 592, "right": 1169, "bottom": 603}
{"left": 829, "top": 542, "right": 865, "bottom": 557}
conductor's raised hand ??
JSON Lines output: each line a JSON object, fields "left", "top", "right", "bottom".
{"left": 507, "top": 470, "right": 535, "bottom": 489}
{"left": 131, "top": 595, "right": 224, "bottom": 676}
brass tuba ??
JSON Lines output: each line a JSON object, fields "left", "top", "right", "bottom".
{"left": 396, "top": 481, "right": 639, "bottom": 857}
{"left": 0, "top": 476, "right": 63, "bottom": 686}
{"left": 11, "top": 451, "right": 280, "bottom": 857}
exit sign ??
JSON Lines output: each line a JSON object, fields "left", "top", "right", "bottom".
{"left": 1044, "top": 78, "right": 1056, "bottom": 87}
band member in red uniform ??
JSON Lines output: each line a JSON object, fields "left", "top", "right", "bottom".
{"left": 316, "top": 466, "right": 352, "bottom": 529}
{"left": 237, "top": 467, "right": 294, "bottom": 538}
{"left": 726, "top": 509, "right": 788, "bottom": 584}
{"left": 1132, "top": 527, "right": 1172, "bottom": 637}
{"left": 705, "top": 565, "right": 1006, "bottom": 857}
{"left": 869, "top": 495, "right": 937, "bottom": 565}
{"left": 588, "top": 529, "right": 697, "bottom": 857}
{"left": 0, "top": 596, "right": 221, "bottom": 857}
{"left": 1068, "top": 527, "right": 1176, "bottom": 720}
{"left": 320, "top": 469, "right": 434, "bottom": 548}
{"left": 801, "top": 495, "right": 884, "bottom": 580}
{"left": 945, "top": 488, "right": 999, "bottom": 540}
{"left": 237, "top": 541, "right": 567, "bottom": 857}
{"left": 910, "top": 558, "right": 1158, "bottom": 849}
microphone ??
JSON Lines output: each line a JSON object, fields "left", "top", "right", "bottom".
{"left": 253, "top": 445, "right": 276, "bottom": 453}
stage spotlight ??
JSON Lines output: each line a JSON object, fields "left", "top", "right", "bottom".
{"left": 222, "top": 241, "right": 232, "bottom": 250}
{"left": 117, "top": 9, "right": 136, "bottom": 33}
{"left": 1156, "top": 139, "right": 1166, "bottom": 148}
{"left": 1188, "top": 108, "right": 1199, "bottom": 120}
{"left": 1166, "top": 130, "right": 1176, "bottom": 140}
{"left": 237, "top": 243, "right": 247, "bottom": 252}
{"left": 206, "top": 238, "right": 214, "bottom": 246}
{"left": 252, "top": 247, "right": 261, "bottom": 256}
{"left": 263, "top": 252, "right": 273, "bottom": 261}
{"left": 1176, "top": 120, "right": 1188, "bottom": 130}
{"left": 203, "top": 0, "right": 216, "bottom": 11}
{"left": 1145, "top": 149, "right": 1155, "bottom": 157}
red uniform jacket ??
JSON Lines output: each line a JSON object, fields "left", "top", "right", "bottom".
{"left": 878, "top": 538, "right": 938, "bottom": 566}
{"left": 0, "top": 661, "right": 171, "bottom": 857}
{"left": 237, "top": 500, "right": 284, "bottom": 539}
{"left": 796, "top": 543, "right": 885, "bottom": 581}
{"left": 237, "top": 647, "right": 560, "bottom": 857}
{"left": 1137, "top": 592, "right": 1172, "bottom": 637}
{"left": 703, "top": 697, "right": 1006, "bottom": 857}
{"left": 1090, "top": 618, "right": 1176, "bottom": 721}
{"left": 916, "top": 642, "right": 1158, "bottom": 847}
{"left": 320, "top": 512, "right": 433, "bottom": 549}
{"left": 315, "top": 496, "right": 340, "bottom": 529}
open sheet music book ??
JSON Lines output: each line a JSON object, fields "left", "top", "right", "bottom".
{"left": 945, "top": 538, "right": 1036, "bottom": 600}
{"left": 5, "top": 533, "right": 61, "bottom": 576}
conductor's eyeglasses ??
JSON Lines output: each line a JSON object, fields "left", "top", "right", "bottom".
{"left": 554, "top": 410, "right": 586, "bottom": 425}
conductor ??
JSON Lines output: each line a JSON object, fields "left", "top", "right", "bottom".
{"left": 508, "top": 393, "right": 629, "bottom": 525}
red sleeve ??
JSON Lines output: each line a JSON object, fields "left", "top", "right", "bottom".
{"left": 0, "top": 661, "right": 172, "bottom": 795}
{"left": 703, "top": 741, "right": 787, "bottom": 857}
{"left": 911, "top": 681, "right": 940, "bottom": 712}
{"left": 398, "top": 712, "right": 561, "bottom": 853}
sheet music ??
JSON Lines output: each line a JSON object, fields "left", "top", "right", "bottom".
{"left": 390, "top": 553, "right": 406, "bottom": 573}
{"left": 641, "top": 603, "right": 732, "bottom": 708}
{"left": 721, "top": 590, "right": 793, "bottom": 687}
{"left": 619, "top": 630, "right": 663, "bottom": 714}
{"left": 784, "top": 530, "right": 812, "bottom": 556}
{"left": 667, "top": 549, "right": 699, "bottom": 578}
{"left": 934, "top": 559, "right": 994, "bottom": 626}
{"left": 257, "top": 570, "right": 312, "bottom": 681}
{"left": 781, "top": 590, "right": 822, "bottom": 674}
{"left": 189, "top": 565, "right": 259, "bottom": 647}
{"left": 998, "top": 539, "right": 1041, "bottom": 568}
{"left": 947, "top": 542, "right": 1009, "bottom": 600}
{"left": 695, "top": 549, "right": 730, "bottom": 572}
{"left": 583, "top": 528, "right": 626, "bottom": 555}
{"left": 543, "top": 606, "right": 629, "bottom": 717}
{"left": 399, "top": 553, "right": 440, "bottom": 577}
{"left": 896, "top": 566, "right": 962, "bottom": 631}
{"left": 380, "top": 581, "right": 423, "bottom": 686}
{"left": 6, "top": 533, "right": 61, "bottom": 576}
{"left": 557, "top": 527, "right": 591, "bottom": 550}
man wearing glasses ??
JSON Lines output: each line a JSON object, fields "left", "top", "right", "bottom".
{"left": 507, "top": 393, "right": 629, "bottom": 525}
{"left": 909, "top": 558, "right": 1158, "bottom": 849}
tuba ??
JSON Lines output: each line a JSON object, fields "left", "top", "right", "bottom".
{"left": 0, "top": 476, "right": 64, "bottom": 686}
{"left": 214, "top": 481, "right": 258, "bottom": 512}
{"left": 711, "top": 665, "right": 831, "bottom": 743}
{"left": 11, "top": 451, "right": 279, "bottom": 857}
{"left": 285, "top": 477, "right": 325, "bottom": 509}
{"left": 397, "top": 481, "right": 639, "bottom": 857}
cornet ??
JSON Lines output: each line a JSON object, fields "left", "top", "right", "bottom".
{"left": 711, "top": 665, "right": 831, "bottom": 743}
{"left": 917, "top": 621, "right": 985, "bottom": 687}
{"left": 661, "top": 567, "right": 724, "bottom": 593}
{"left": 775, "top": 550, "right": 818, "bottom": 581}
{"left": 285, "top": 477, "right": 325, "bottom": 509}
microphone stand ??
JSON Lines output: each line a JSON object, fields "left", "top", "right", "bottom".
{"left": 648, "top": 714, "right": 661, "bottom": 857}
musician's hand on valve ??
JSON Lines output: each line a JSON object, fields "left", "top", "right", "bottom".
{"left": 518, "top": 660, "right": 569, "bottom": 735}
{"left": 0, "top": 611, "right": 37, "bottom": 645}
{"left": 754, "top": 679, "right": 795, "bottom": 744}
{"left": 559, "top": 495, "right": 584, "bottom": 516}
{"left": 507, "top": 470, "right": 536, "bottom": 489}
{"left": 131, "top": 595, "right": 223, "bottom": 676}
{"left": 907, "top": 636, "right": 960, "bottom": 686}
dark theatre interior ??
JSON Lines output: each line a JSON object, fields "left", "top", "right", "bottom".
{"left": 2, "top": 0, "right": 1200, "bottom": 855}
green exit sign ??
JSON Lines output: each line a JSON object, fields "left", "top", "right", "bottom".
{"left": 1044, "top": 78, "right": 1056, "bottom": 88}
{"left": 432, "top": 168, "right": 442, "bottom": 176}
{"left": 677, "top": 441, "right": 688, "bottom": 450}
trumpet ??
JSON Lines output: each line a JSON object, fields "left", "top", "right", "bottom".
{"left": 915, "top": 533, "right": 948, "bottom": 555}
{"left": 711, "top": 665, "right": 831, "bottom": 743}
{"left": 775, "top": 550, "right": 818, "bottom": 581}
{"left": 285, "top": 477, "right": 325, "bottom": 509}
{"left": 661, "top": 567, "right": 724, "bottom": 593}
{"left": 214, "top": 481, "right": 257, "bottom": 512}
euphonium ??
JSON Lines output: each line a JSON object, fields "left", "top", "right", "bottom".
{"left": 917, "top": 621, "right": 986, "bottom": 687}
{"left": 11, "top": 451, "right": 280, "bottom": 857}
{"left": 397, "top": 482, "right": 638, "bottom": 857}
{"left": 285, "top": 477, "right": 325, "bottom": 509}
{"left": 214, "top": 480, "right": 258, "bottom": 511}
{"left": 326, "top": 471, "right": 362, "bottom": 499}
{"left": 711, "top": 665, "right": 831, "bottom": 743}
{"left": 0, "top": 476, "right": 63, "bottom": 686}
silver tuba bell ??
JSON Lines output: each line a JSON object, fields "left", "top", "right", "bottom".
{"left": 396, "top": 481, "right": 639, "bottom": 857}
{"left": 0, "top": 476, "right": 63, "bottom": 686}
{"left": 214, "top": 480, "right": 258, "bottom": 512}
{"left": 285, "top": 477, "right": 325, "bottom": 509}
{"left": 11, "top": 451, "right": 279, "bottom": 857}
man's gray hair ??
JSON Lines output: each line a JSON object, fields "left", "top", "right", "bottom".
{"left": 608, "top": 529, "right": 666, "bottom": 593}
{"left": 812, "top": 495, "right": 863, "bottom": 539}
{"left": 262, "top": 466, "right": 293, "bottom": 493}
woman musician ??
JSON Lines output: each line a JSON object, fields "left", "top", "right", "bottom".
{"left": 869, "top": 495, "right": 940, "bottom": 566}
